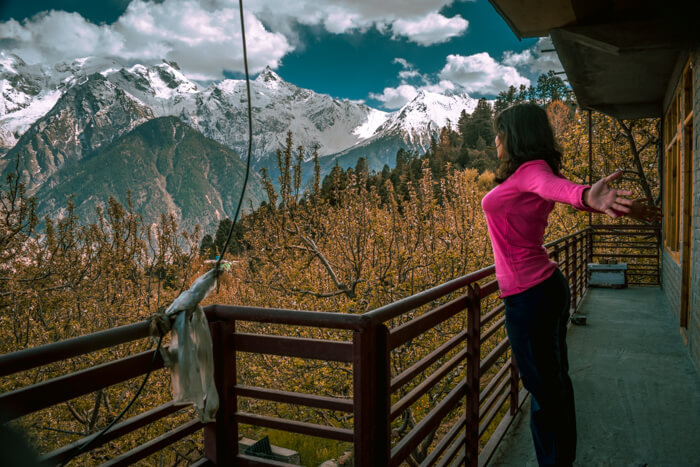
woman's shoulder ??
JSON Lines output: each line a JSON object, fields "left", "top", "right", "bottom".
{"left": 511, "top": 159, "right": 551, "bottom": 177}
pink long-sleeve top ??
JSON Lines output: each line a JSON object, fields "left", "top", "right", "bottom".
{"left": 481, "top": 159, "right": 592, "bottom": 297}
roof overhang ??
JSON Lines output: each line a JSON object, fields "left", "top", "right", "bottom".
{"left": 489, "top": 0, "right": 698, "bottom": 119}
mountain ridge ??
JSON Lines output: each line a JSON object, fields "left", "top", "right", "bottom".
{"left": 1, "top": 54, "right": 483, "bottom": 230}
{"left": 1, "top": 56, "right": 480, "bottom": 170}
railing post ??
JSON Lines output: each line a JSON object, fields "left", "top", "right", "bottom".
{"left": 580, "top": 234, "right": 584, "bottom": 290}
{"left": 205, "top": 319, "right": 237, "bottom": 465}
{"left": 655, "top": 225, "right": 661, "bottom": 285}
{"left": 571, "top": 236, "right": 578, "bottom": 309}
{"left": 465, "top": 284, "right": 481, "bottom": 467}
{"left": 586, "top": 228, "right": 593, "bottom": 289}
{"left": 353, "top": 322, "right": 390, "bottom": 466}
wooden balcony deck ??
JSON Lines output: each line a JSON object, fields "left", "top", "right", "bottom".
{"left": 488, "top": 287, "right": 700, "bottom": 466}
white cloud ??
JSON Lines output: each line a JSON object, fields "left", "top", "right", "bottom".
{"left": 502, "top": 37, "right": 563, "bottom": 75}
{"left": 245, "top": 0, "right": 468, "bottom": 43}
{"left": 322, "top": 9, "right": 364, "bottom": 34}
{"left": 399, "top": 69, "right": 421, "bottom": 80}
{"left": 370, "top": 56, "right": 459, "bottom": 109}
{"left": 0, "top": 0, "right": 293, "bottom": 80}
{"left": 0, "top": 12, "right": 124, "bottom": 65}
{"left": 393, "top": 57, "right": 423, "bottom": 81}
{"left": 0, "top": 0, "right": 490, "bottom": 92}
{"left": 423, "top": 80, "right": 455, "bottom": 94}
{"left": 438, "top": 52, "right": 530, "bottom": 95}
{"left": 391, "top": 13, "right": 468, "bottom": 46}
{"left": 369, "top": 84, "right": 419, "bottom": 109}
{"left": 501, "top": 49, "right": 532, "bottom": 67}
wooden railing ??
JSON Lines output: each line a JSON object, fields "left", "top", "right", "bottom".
{"left": 588, "top": 224, "right": 661, "bottom": 285}
{"left": 0, "top": 225, "right": 660, "bottom": 466}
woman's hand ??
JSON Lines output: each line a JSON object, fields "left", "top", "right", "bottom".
{"left": 583, "top": 171, "right": 634, "bottom": 218}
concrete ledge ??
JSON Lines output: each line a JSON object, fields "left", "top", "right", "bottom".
{"left": 588, "top": 262, "right": 627, "bottom": 287}
{"left": 239, "top": 437, "right": 301, "bottom": 465}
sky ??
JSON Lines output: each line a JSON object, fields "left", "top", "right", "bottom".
{"left": 0, "top": 0, "right": 563, "bottom": 110}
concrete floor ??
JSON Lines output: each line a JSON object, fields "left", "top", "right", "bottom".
{"left": 488, "top": 287, "right": 700, "bottom": 467}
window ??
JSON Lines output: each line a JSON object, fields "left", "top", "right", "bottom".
{"left": 663, "top": 59, "right": 693, "bottom": 262}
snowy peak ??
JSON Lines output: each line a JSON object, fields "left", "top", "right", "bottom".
{"left": 352, "top": 108, "right": 390, "bottom": 139}
{"left": 177, "top": 66, "right": 376, "bottom": 162}
{"left": 400, "top": 90, "right": 477, "bottom": 128}
{"left": 358, "top": 90, "right": 478, "bottom": 150}
{"left": 255, "top": 66, "right": 283, "bottom": 85}
{"left": 52, "top": 57, "right": 125, "bottom": 89}
{"left": 123, "top": 61, "right": 198, "bottom": 98}
{"left": 0, "top": 52, "right": 27, "bottom": 74}
{"left": 397, "top": 91, "right": 476, "bottom": 130}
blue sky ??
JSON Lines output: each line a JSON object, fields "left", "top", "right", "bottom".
{"left": 0, "top": 0, "right": 562, "bottom": 110}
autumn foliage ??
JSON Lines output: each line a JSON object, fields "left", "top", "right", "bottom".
{"left": 0, "top": 97, "right": 660, "bottom": 465}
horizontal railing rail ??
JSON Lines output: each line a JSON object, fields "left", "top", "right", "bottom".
{"left": 589, "top": 224, "right": 661, "bottom": 285}
{"left": 0, "top": 224, "right": 659, "bottom": 466}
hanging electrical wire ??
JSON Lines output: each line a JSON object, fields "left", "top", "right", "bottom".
{"left": 59, "top": 0, "right": 253, "bottom": 463}
{"left": 216, "top": 0, "right": 254, "bottom": 271}
{"left": 59, "top": 337, "right": 163, "bottom": 465}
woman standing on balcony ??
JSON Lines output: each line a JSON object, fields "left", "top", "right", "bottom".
{"left": 481, "top": 103, "right": 654, "bottom": 467}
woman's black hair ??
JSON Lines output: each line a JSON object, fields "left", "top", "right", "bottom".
{"left": 493, "top": 103, "right": 562, "bottom": 183}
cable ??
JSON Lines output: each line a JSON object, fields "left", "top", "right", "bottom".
{"left": 60, "top": 0, "right": 251, "bottom": 462}
{"left": 216, "top": 0, "right": 253, "bottom": 271}
{"left": 60, "top": 336, "right": 163, "bottom": 466}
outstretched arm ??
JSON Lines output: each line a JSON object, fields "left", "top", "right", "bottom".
{"left": 582, "top": 171, "right": 634, "bottom": 218}
{"left": 517, "top": 162, "right": 661, "bottom": 221}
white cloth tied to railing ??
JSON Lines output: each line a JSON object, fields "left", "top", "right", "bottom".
{"left": 160, "top": 269, "right": 219, "bottom": 423}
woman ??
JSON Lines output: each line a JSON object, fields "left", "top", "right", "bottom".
{"left": 481, "top": 103, "right": 656, "bottom": 466}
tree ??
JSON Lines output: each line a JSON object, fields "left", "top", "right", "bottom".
{"left": 0, "top": 160, "right": 37, "bottom": 265}
{"left": 214, "top": 218, "right": 233, "bottom": 256}
{"left": 461, "top": 99, "right": 494, "bottom": 150}
{"left": 277, "top": 130, "right": 294, "bottom": 207}
{"left": 495, "top": 85, "right": 518, "bottom": 114}
{"left": 534, "top": 71, "right": 571, "bottom": 104}
{"left": 312, "top": 145, "right": 321, "bottom": 200}
{"left": 321, "top": 164, "right": 347, "bottom": 205}
{"left": 354, "top": 157, "right": 369, "bottom": 185}
{"left": 1, "top": 194, "right": 200, "bottom": 464}
{"left": 199, "top": 234, "right": 216, "bottom": 258}
{"left": 293, "top": 144, "right": 304, "bottom": 201}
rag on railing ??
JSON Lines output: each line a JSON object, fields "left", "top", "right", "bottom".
{"left": 152, "top": 269, "right": 219, "bottom": 423}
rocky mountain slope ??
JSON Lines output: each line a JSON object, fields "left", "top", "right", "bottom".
{"left": 35, "top": 116, "right": 265, "bottom": 233}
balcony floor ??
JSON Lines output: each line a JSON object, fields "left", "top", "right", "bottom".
{"left": 488, "top": 287, "right": 700, "bottom": 466}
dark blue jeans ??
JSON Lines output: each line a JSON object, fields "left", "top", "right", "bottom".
{"left": 504, "top": 269, "right": 576, "bottom": 466}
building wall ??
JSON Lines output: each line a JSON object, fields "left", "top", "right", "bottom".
{"left": 662, "top": 47, "right": 700, "bottom": 371}
{"left": 663, "top": 251, "right": 682, "bottom": 320}
{"left": 689, "top": 47, "right": 700, "bottom": 370}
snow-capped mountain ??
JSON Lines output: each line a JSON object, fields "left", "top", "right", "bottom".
{"left": 176, "top": 67, "right": 387, "bottom": 165}
{"left": 1, "top": 73, "right": 154, "bottom": 194}
{"left": 0, "top": 53, "right": 128, "bottom": 153}
{"left": 377, "top": 90, "right": 478, "bottom": 147}
{"left": 314, "top": 90, "right": 479, "bottom": 176}
{"left": 1, "top": 54, "right": 481, "bottom": 196}
{"left": 106, "top": 61, "right": 199, "bottom": 116}
{"left": 0, "top": 53, "right": 484, "bottom": 231}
